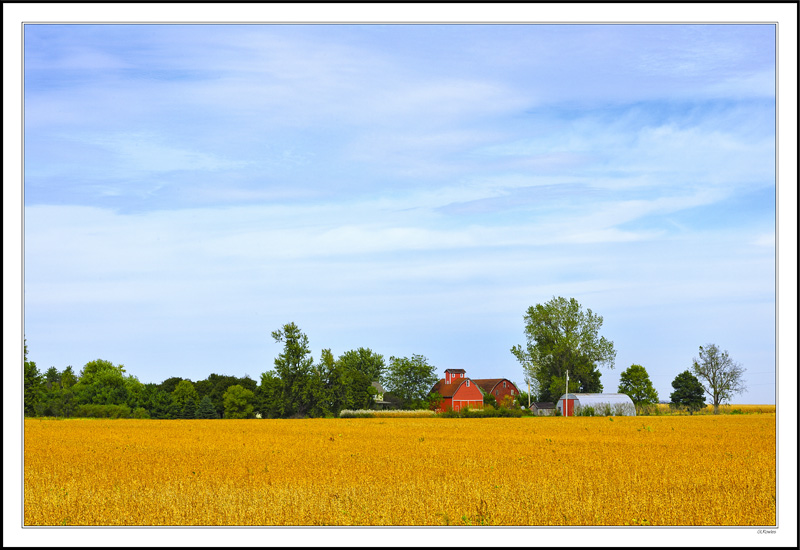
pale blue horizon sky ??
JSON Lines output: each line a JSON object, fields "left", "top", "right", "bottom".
{"left": 21, "top": 23, "right": 778, "bottom": 403}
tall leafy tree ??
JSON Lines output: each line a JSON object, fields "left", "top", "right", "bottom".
{"left": 223, "top": 384, "right": 255, "bottom": 418}
{"left": 511, "top": 296, "right": 616, "bottom": 402}
{"left": 171, "top": 380, "right": 199, "bottom": 409}
{"left": 257, "top": 371, "right": 285, "bottom": 419}
{"left": 334, "top": 348, "right": 386, "bottom": 412}
{"left": 617, "top": 364, "right": 659, "bottom": 411}
{"left": 265, "top": 322, "right": 318, "bottom": 417}
{"left": 670, "top": 370, "right": 706, "bottom": 415}
{"left": 73, "top": 359, "right": 129, "bottom": 406}
{"left": 692, "top": 344, "right": 746, "bottom": 414}
{"left": 383, "top": 354, "right": 439, "bottom": 409}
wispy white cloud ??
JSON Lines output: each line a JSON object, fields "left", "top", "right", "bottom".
{"left": 22, "top": 24, "right": 777, "bottom": 405}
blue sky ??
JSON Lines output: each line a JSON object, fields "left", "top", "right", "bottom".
{"left": 21, "top": 23, "right": 778, "bottom": 403}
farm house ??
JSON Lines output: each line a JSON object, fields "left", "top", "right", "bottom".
{"left": 557, "top": 393, "right": 636, "bottom": 416}
{"left": 430, "top": 369, "right": 484, "bottom": 412}
{"left": 473, "top": 378, "right": 520, "bottom": 407}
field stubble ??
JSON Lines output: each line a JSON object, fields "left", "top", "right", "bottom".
{"left": 24, "top": 415, "right": 775, "bottom": 526}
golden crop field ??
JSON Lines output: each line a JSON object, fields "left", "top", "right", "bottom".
{"left": 24, "top": 415, "right": 775, "bottom": 526}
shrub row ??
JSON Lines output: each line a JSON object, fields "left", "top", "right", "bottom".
{"left": 339, "top": 409, "right": 436, "bottom": 418}
{"left": 73, "top": 404, "right": 150, "bottom": 419}
{"left": 437, "top": 405, "right": 528, "bottom": 418}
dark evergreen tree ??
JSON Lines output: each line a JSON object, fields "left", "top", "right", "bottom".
{"left": 670, "top": 370, "right": 706, "bottom": 414}
{"left": 181, "top": 397, "right": 198, "bottom": 419}
{"left": 196, "top": 395, "right": 219, "bottom": 419}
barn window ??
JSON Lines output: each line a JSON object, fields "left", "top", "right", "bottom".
{"left": 466, "top": 380, "right": 470, "bottom": 386}
{"left": 511, "top": 389, "right": 515, "bottom": 396}
{"left": 503, "top": 381, "right": 507, "bottom": 388}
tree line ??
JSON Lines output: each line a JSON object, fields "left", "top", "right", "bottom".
{"left": 23, "top": 322, "right": 440, "bottom": 419}
{"left": 24, "top": 297, "right": 750, "bottom": 419}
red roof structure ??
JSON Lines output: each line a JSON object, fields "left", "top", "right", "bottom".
{"left": 431, "top": 369, "right": 484, "bottom": 412}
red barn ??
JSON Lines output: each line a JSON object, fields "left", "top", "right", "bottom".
{"left": 473, "top": 378, "right": 520, "bottom": 408}
{"left": 431, "top": 369, "right": 484, "bottom": 412}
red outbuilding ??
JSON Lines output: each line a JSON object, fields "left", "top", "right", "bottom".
{"left": 431, "top": 369, "right": 484, "bottom": 412}
{"left": 472, "top": 378, "right": 520, "bottom": 408}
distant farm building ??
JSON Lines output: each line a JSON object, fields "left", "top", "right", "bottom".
{"left": 431, "top": 369, "right": 484, "bottom": 412}
{"left": 473, "top": 378, "right": 520, "bottom": 407}
{"left": 371, "top": 381, "right": 390, "bottom": 409}
{"left": 531, "top": 402, "right": 556, "bottom": 416}
{"left": 557, "top": 393, "right": 636, "bottom": 416}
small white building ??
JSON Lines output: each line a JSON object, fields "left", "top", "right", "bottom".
{"left": 557, "top": 393, "right": 636, "bottom": 416}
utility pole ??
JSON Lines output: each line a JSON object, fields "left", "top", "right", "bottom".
{"left": 527, "top": 379, "right": 531, "bottom": 409}
{"left": 565, "top": 370, "right": 569, "bottom": 417}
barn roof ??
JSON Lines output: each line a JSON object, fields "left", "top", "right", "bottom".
{"left": 472, "top": 378, "right": 518, "bottom": 394}
{"left": 472, "top": 378, "right": 502, "bottom": 393}
{"left": 431, "top": 378, "right": 471, "bottom": 398}
{"left": 533, "top": 402, "right": 556, "bottom": 409}
{"left": 444, "top": 368, "right": 466, "bottom": 374}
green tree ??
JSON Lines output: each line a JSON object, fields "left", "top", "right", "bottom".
{"left": 61, "top": 366, "right": 77, "bottom": 389}
{"left": 670, "top": 370, "right": 706, "bottom": 415}
{"left": 195, "top": 374, "right": 243, "bottom": 419}
{"left": 180, "top": 397, "right": 198, "bottom": 419}
{"left": 196, "top": 395, "right": 219, "bottom": 419}
{"left": 511, "top": 296, "right": 616, "bottom": 402}
{"left": 265, "top": 322, "right": 318, "bottom": 417}
{"left": 691, "top": 344, "right": 747, "bottom": 414}
{"left": 24, "top": 340, "right": 43, "bottom": 416}
{"left": 383, "top": 354, "right": 439, "bottom": 409}
{"left": 223, "top": 384, "right": 255, "bottom": 418}
{"left": 327, "top": 347, "right": 386, "bottom": 413}
{"left": 617, "top": 364, "right": 659, "bottom": 411}
{"left": 142, "top": 384, "right": 178, "bottom": 419}
{"left": 257, "top": 371, "right": 285, "bottom": 418}
{"left": 44, "top": 366, "right": 61, "bottom": 388}
{"left": 73, "top": 359, "right": 129, "bottom": 406}
{"left": 171, "top": 380, "right": 199, "bottom": 409}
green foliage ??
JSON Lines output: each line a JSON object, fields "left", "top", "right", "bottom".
{"left": 24, "top": 340, "right": 43, "bottom": 416}
{"left": 383, "top": 354, "right": 439, "bottom": 409}
{"left": 72, "top": 359, "right": 130, "bottom": 406}
{"left": 512, "top": 296, "right": 615, "bottom": 402}
{"left": 617, "top": 364, "right": 659, "bottom": 410}
{"left": 691, "top": 344, "right": 747, "bottom": 414}
{"left": 74, "top": 403, "right": 132, "bottom": 418}
{"left": 223, "top": 384, "right": 255, "bottom": 419}
{"left": 437, "top": 405, "right": 528, "bottom": 419}
{"left": 334, "top": 347, "right": 385, "bottom": 412}
{"left": 171, "top": 380, "right": 199, "bottom": 408}
{"left": 670, "top": 370, "right": 706, "bottom": 415}
{"left": 132, "top": 407, "right": 150, "bottom": 419}
{"left": 265, "top": 322, "right": 318, "bottom": 417}
{"left": 195, "top": 373, "right": 254, "bottom": 419}
{"left": 196, "top": 395, "right": 219, "bottom": 419}
{"left": 180, "top": 397, "right": 198, "bottom": 419}
{"left": 61, "top": 366, "right": 77, "bottom": 389}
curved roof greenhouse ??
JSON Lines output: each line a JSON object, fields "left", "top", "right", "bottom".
{"left": 557, "top": 393, "right": 636, "bottom": 416}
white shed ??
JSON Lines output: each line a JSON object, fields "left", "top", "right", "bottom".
{"left": 557, "top": 393, "right": 636, "bottom": 416}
